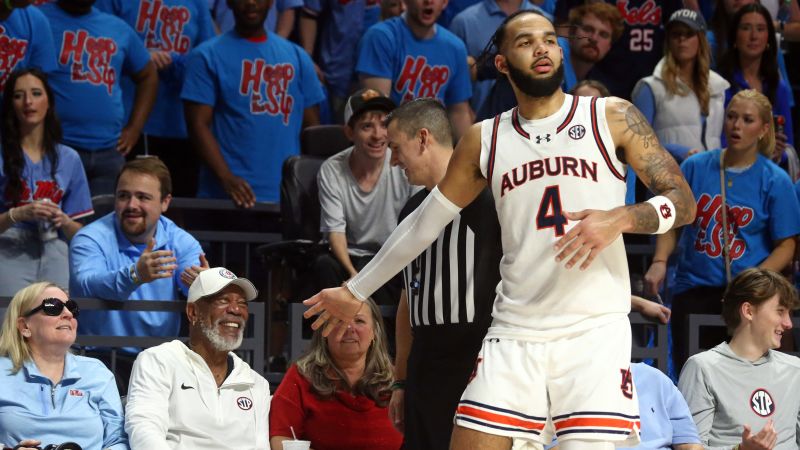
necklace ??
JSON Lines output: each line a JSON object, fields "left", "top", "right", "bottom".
{"left": 720, "top": 149, "right": 754, "bottom": 187}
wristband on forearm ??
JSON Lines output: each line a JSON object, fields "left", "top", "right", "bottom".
{"left": 645, "top": 195, "right": 676, "bottom": 234}
{"left": 347, "top": 186, "right": 462, "bottom": 301}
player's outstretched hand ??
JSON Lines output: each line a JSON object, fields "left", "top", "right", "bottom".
{"left": 303, "top": 286, "right": 365, "bottom": 338}
{"left": 740, "top": 419, "right": 777, "bottom": 450}
{"left": 554, "top": 209, "right": 625, "bottom": 270}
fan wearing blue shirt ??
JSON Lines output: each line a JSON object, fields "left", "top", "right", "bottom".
{"left": 39, "top": 0, "right": 158, "bottom": 196}
{"left": 298, "top": 0, "right": 381, "bottom": 122}
{"left": 182, "top": 0, "right": 325, "bottom": 206}
{"left": 355, "top": 0, "right": 472, "bottom": 139}
{"left": 70, "top": 158, "right": 205, "bottom": 345}
{"left": 94, "top": 0, "right": 215, "bottom": 197}
{"left": 0, "top": 1, "right": 57, "bottom": 94}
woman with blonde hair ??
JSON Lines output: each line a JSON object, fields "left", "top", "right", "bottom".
{"left": 632, "top": 8, "right": 729, "bottom": 162}
{"left": 269, "top": 298, "right": 401, "bottom": 450}
{"left": 0, "top": 282, "right": 127, "bottom": 450}
{"left": 644, "top": 89, "right": 800, "bottom": 373}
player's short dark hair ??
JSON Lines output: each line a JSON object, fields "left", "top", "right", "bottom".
{"left": 116, "top": 157, "right": 173, "bottom": 199}
{"left": 474, "top": 10, "right": 550, "bottom": 82}
{"left": 721, "top": 268, "right": 799, "bottom": 334}
{"left": 384, "top": 98, "right": 453, "bottom": 147}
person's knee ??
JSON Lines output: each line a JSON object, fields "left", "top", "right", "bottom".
{"left": 449, "top": 425, "right": 512, "bottom": 450}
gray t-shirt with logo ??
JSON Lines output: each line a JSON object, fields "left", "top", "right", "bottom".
{"left": 678, "top": 342, "right": 800, "bottom": 449}
{"left": 318, "top": 146, "right": 414, "bottom": 257}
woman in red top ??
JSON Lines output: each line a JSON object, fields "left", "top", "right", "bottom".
{"left": 269, "top": 298, "right": 402, "bottom": 450}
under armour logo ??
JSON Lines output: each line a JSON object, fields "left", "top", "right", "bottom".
{"left": 660, "top": 203, "right": 672, "bottom": 219}
{"left": 535, "top": 134, "right": 551, "bottom": 144}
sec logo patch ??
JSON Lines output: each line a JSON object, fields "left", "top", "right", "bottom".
{"left": 568, "top": 124, "right": 586, "bottom": 140}
{"left": 750, "top": 389, "right": 775, "bottom": 417}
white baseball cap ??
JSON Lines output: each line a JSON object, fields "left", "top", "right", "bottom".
{"left": 188, "top": 267, "right": 258, "bottom": 303}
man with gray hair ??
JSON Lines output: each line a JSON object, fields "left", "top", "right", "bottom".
{"left": 124, "top": 267, "right": 270, "bottom": 450}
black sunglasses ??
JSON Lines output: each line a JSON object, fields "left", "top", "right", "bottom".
{"left": 23, "top": 298, "right": 80, "bottom": 319}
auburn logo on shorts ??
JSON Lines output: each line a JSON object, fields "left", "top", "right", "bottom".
{"left": 750, "top": 388, "right": 775, "bottom": 417}
{"left": 619, "top": 368, "right": 633, "bottom": 399}
{"left": 467, "top": 357, "right": 483, "bottom": 384}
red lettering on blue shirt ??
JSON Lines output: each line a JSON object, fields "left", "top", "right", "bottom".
{"left": 10, "top": 179, "right": 64, "bottom": 206}
{"left": 616, "top": 0, "right": 661, "bottom": 26}
{"left": 693, "top": 193, "right": 754, "bottom": 260}
{"left": 59, "top": 30, "right": 117, "bottom": 95}
{"left": 239, "top": 59, "right": 295, "bottom": 124}
{"left": 136, "top": 0, "right": 191, "bottom": 53}
{"left": 0, "top": 26, "right": 29, "bottom": 91}
{"left": 395, "top": 56, "right": 450, "bottom": 103}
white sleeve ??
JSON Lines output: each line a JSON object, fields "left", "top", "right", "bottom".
{"left": 347, "top": 186, "right": 462, "bottom": 301}
{"left": 125, "top": 349, "right": 174, "bottom": 450}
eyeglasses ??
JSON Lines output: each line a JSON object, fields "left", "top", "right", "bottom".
{"left": 23, "top": 298, "right": 80, "bottom": 319}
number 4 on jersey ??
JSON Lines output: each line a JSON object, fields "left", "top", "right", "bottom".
{"left": 536, "top": 185, "right": 567, "bottom": 236}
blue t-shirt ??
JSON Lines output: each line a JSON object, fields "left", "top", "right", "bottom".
{"left": 0, "top": 144, "right": 94, "bottom": 232}
{"left": 181, "top": 31, "right": 325, "bottom": 202}
{"left": 0, "top": 6, "right": 57, "bottom": 92}
{"left": 449, "top": 0, "right": 546, "bottom": 112}
{"left": 94, "top": 0, "right": 215, "bottom": 138}
{"left": 723, "top": 70, "right": 795, "bottom": 147}
{"left": 356, "top": 17, "right": 472, "bottom": 107}
{"left": 0, "top": 354, "right": 127, "bottom": 450}
{"left": 629, "top": 363, "right": 701, "bottom": 449}
{"left": 304, "top": 0, "right": 380, "bottom": 97}
{"left": 40, "top": 4, "right": 152, "bottom": 151}
{"left": 210, "top": 0, "right": 304, "bottom": 33}
{"left": 674, "top": 149, "right": 800, "bottom": 293}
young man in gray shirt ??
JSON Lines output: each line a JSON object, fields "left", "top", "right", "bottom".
{"left": 678, "top": 268, "right": 800, "bottom": 450}
{"left": 315, "top": 88, "right": 415, "bottom": 305}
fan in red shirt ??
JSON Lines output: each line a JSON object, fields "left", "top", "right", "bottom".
{"left": 269, "top": 298, "right": 402, "bottom": 450}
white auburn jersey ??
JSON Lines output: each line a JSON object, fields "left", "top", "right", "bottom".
{"left": 479, "top": 94, "right": 631, "bottom": 339}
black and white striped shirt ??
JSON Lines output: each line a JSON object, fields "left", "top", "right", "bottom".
{"left": 399, "top": 188, "right": 502, "bottom": 328}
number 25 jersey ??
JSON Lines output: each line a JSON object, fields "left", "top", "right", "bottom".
{"left": 480, "top": 94, "right": 631, "bottom": 339}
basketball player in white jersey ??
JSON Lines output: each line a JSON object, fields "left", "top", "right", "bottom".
{"left": 304, "top": 10, "right": 696, "bottom": 450}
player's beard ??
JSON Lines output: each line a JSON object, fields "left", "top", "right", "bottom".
{"left": 506, "top": 59, "right": 565, "bottom": 99}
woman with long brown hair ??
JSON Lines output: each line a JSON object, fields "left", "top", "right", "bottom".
{"left": 0, "top": 68, "right": 93, "bottom": 296}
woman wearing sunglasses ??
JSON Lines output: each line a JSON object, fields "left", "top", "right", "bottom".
{"left": 0, "top": 282, "right": 128, "bottom": 450}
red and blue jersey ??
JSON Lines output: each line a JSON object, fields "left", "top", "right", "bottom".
{"left": 40, "top": 4, "right": 152, "bottom": 151}
{"left": 0, "top": 6, "right": 57, "bottom": 93}
{"left": 675, "top": 149, "right": 800, "bottom": 293}
{"left": 0, "top": 144, "right": 94, "bottom": 232}
{"left": 181, "top": 31, "right": 325, "bottom": 202}
{"left": 94, "top": 0, "right": 215, "bottom": 139}
{"left": 356, "top": 17, "right": 472, "bottom": 107}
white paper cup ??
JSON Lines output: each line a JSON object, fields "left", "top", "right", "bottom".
{"left": 282, "top": 440, "right": 311, "bottom": 450}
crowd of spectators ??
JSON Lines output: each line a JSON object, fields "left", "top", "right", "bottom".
{"left": 0, "top": 0, "right": 800, "bottom": 448}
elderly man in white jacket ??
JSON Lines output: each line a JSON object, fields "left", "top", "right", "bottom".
{"left": 125, "top": 267, "right": 270, "bottom": 449}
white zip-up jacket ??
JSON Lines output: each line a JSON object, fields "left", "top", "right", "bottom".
{"left": 124, "top": 340, "right": 270, "bottom": 450}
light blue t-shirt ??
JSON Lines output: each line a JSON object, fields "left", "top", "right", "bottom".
{"left": 181, "top": 31, "right": 325, "bottom": 201}
{"left": 304, "top": 0, "right": 381, "bottom": 97}
{"left": 674, "top": 149, "right": 800, "bottom": 293}
{"left": 356, "top": 16, "right": 472, "bottom": 107}
{"left": 0, "top": 144, "right": 93, "bottom": 232}
{"left": 70, "top": 213, "right": 203, "bottom": 338}
{"left": 0, "top": 354, "right": 127, "bottom": 450}
{"left": 629, "top": 362, "right": 701, "bottom": 449}
{"left": 94, "top": 0, "right": 216, "bottom": 138}
{"left": 40, "top": 4, "right": 152, "bottom": 151}
{"left": 0, "top": 6, "right": 57, "bottom": 92}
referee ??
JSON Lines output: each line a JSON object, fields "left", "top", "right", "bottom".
{"left": 385, "top": 99, "right": 502, "bottom": 450}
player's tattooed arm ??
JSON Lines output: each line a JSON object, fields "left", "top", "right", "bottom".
{"left": 607, "top": 98, "right": 696, "bottom": 232}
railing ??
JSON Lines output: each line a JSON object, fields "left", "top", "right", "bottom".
{"left": 0, "top": 297, "right": 269, "bottom": 380}
{"left": 630, "top": 312, "right": 669, "bottom": 373}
